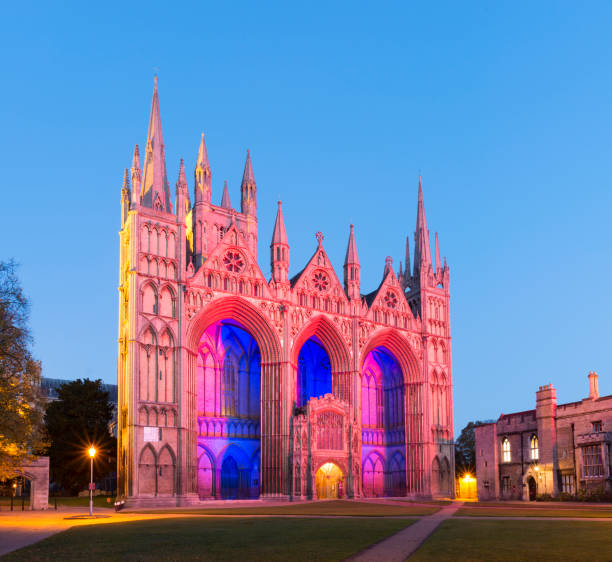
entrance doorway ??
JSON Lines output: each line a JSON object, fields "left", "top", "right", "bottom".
{"left": 528, "top": 476, "right": 537, "bottom": 501}
{"left": 316, "top": 462, "right": 343, "bottom": 499}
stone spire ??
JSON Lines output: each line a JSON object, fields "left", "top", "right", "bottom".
{"left": 130, "top": 144, "right": 141, "bottom": 204}
{"left": 140, "top": 76, "right": 172, "bottom": 212}
{"left": 175, "top": 159, "right": 190, "bottom": 220}
{"left": 270, "top": 201, "right": 289, "bottom": 284}
{"left": 434, "top": 232, "right": 441, "bottom": 274}
{"left": 221, "top": 180, "right": 232, "bottom": 210}
{"left": 121, "top": 168, "right": 131, "bottom": 226}
{"left": 194, "top": 133, "right": 211, "bottom": 204}
{"left": 413, "top": 175, "right": 431, "bottom": 277}
{"left": 403, "top": 235, "right": 411, "bottom": 289}
{"left": 344, "top": 224, "right": 361, "bottom": 300}
{"left": 241, "top": 149, "right": 257, "bottom": 216}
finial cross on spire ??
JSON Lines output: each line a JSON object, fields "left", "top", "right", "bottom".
{"left": 315, "top": 231, "right": 324, "bottom": 245}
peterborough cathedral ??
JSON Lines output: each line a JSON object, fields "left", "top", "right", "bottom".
{"left": 117, "top": 79, "right": 455, "bottom": 505}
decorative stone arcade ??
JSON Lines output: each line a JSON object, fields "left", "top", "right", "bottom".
{"left": 116, "top": 79, "right": 455, "bottom": 506}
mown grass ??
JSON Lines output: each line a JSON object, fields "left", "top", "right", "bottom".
{"left": 411, "top": 519, "right": 612, "bottom": 561}
{"left": 455, "top": 506, "right": 612, "bottom": 518}
{"left": 134, "top": 499, "right": 439, "bottom": 517}
{"left": 0, "top": 496, "right": 30, "bottom": 507}
{"left": 3, "top": 516, "right": 415, "bottom": 561}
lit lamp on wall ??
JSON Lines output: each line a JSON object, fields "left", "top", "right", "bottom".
{"left": 88, "top": 446, "right": 96, "bottom": 517}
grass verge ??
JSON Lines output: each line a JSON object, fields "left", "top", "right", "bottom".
{"left": 3, "top": 516, "right": 415, "bottom": 561}
{"left": 455, "top": 506, "right": 612, "bottom": 518}
{"left": 411, "top": 519, "right": 612, "bottom": 561}
{"left": 133, "top": 499, "right": 438, "bottom": 517}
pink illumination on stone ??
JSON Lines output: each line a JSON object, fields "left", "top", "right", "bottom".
{"left": 116, "top": 79, "right": 454, "bottom": 506}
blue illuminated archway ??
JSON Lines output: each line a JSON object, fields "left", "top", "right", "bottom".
{"left": 296, "top": 337, "right": 332, "bottom": 407}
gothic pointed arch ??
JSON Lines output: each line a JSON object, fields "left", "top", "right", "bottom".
{"left": 157, "top": 444, "right": 176, "bottom": 495}
{"left": 291, "top": 314, "right": 352, "bottom": 404}
{"left": 359, "top": 328, "right": 420, "bottom": 384}
{"left": 138, "top": 444, "right": 156, "bottom": 496}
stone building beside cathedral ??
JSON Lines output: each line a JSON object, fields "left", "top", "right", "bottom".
{"left": 475, "top": 372, "right": 612, "bottom": 501}
{"left": 117, "top": 79, "right": 454, "bottom": 505}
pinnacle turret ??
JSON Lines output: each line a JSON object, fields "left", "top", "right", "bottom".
{"left": 140, "top": 76, "right": 172, "bottom": 212}
{"left": 344, "top": 224, "right": 361, "bottom": 299}
{"left": 434, "top": 232, "right": 441, "bottom": 274}
{"left": 241, "top": 149, "right": 257, "bottom": 216}
{"left": 121, "top": 168, "right": 131, "bottom": 226}
{"left": 175, "top": 159, "right": 190, "bottom": 221}
{"left": 270, "top": 201, "right": 289, "bottom": 284}
{"left": 403, "top": 236, "right": 411, "bottom": 289}
{"left": 194, "top": 133, "right": 211, "bottom": 204}
{"left": 130, "top": 144, "right": 141, "bottom": 204}
{"left": 271, "top": 201, "right": 288, "bottom": 246}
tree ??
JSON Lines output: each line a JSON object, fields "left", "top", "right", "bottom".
{"left": 45, "top": 379, "right": 116, "bottom": 494}
{"left": 455, "top": 420, "right": 490, "bottom": 477}
{"left": 0, "top": 260, "right": 46, "bottom": 480}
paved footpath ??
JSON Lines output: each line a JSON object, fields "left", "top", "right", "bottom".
{"left": 350, "top": 501, "right": 464, "bottom": 562}
{"left": 0, "top": 508, "right": 187, "bottom": 557}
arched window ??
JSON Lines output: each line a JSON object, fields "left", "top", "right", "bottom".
{"left": 530, "top": 435, "right": 539, "bottom": 461}
{"left": 223, "top": 355, "right": 237, "bottom": 416}
{"left": 502, "top": 438, "right": 511, "bottom": 463}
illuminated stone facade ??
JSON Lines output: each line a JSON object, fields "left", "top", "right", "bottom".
{"left": 117, "top": 79, "right": 454, "bottom": 505}
{"left": 475, "top": 372, "right": 612, "bottom": 500}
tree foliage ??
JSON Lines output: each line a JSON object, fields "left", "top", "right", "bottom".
{"left": 0, "top": 260, "right": 46, "bottom": 480}
{"left": 454, "top": 420, "right": 490, "bottom": 477}
{"left": 45, "top": 379, "right": 116, "bottom": 494}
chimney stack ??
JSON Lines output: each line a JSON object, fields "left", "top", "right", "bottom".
{"left": 588, "top": 371, "right": 599, "bottom": 400}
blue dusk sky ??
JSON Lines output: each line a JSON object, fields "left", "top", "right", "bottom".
{"left": 1, "top": 2, "right": 611, "bottom": 433}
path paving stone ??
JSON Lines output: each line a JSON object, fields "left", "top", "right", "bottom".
{"left": 350, "top": 502, "right": 463, "bottom": 562}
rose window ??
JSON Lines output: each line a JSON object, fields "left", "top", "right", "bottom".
{"left": 223, "top": 251, "right": 245, "bottom": 273}
{"left": 384, "top": 291, "right": 398, "bottom": 309}
{"left": 312, "top": 271, "right": 329, "bottom": 292}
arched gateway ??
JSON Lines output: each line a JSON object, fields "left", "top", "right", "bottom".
{"left": 116, "top": 79, "right": 455, "bottom": 505}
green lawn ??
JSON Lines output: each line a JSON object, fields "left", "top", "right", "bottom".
{"left": 134, "top": 499, "right": 438, "bottom": 517}
{"left": 455, "top": 506, "right": 612, "bottom": 518}
{"left": 53, "top": 496, "right": 115, "bottom": 508}
{"left": 0, "top": 496, "right": 30, "bottom": 507}
{"left": 3, "top": 517, "right": 415, "bottom": 561}
{"left": 411, "top": 519, "right": 612, "bottom": 561}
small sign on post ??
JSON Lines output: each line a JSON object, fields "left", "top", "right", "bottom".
{"left": 89, "top": 483, "right": 96, "bottom": 491}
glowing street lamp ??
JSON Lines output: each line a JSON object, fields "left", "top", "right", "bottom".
{"left": 88, "top": 446, "right": 96, "bottom": 517}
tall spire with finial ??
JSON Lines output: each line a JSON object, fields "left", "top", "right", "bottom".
{"left": 270, "top": 201, "right": 289, "bottom": 284}
{"left": 413, "top": 175, "right": 431, "bottom": 277}
{"left": 140, "top": 76, "right": 172, "bottom": 212}
{"left": 221, "top": 180, "right": 232, "bottom": 209}
{"left": 241, "top": 149, "right": 257, "bottom": 216}
{"left": 194, "top": 133, "right": 211, "bottom": 204}
{"left": 343, "top": 224, "right": 361, "bottom": 299}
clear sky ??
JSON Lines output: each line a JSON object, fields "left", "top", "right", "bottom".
{"left": 2, "top": 2, "right": 611, "bottom": 434}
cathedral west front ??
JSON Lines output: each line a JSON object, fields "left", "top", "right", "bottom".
{"left": 116, "top": 79, "right": 454, "bottom": 505}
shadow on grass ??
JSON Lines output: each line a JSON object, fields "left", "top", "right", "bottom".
{"left": 133, "top": 499, "right": 439, "bottom": 517}
{"left": 3, "top": 517, "right": 416, "bottom": 562}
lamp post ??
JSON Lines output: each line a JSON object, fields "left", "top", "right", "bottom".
{"left": 88, "top": 446, "right": 96, "bottom": 517}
